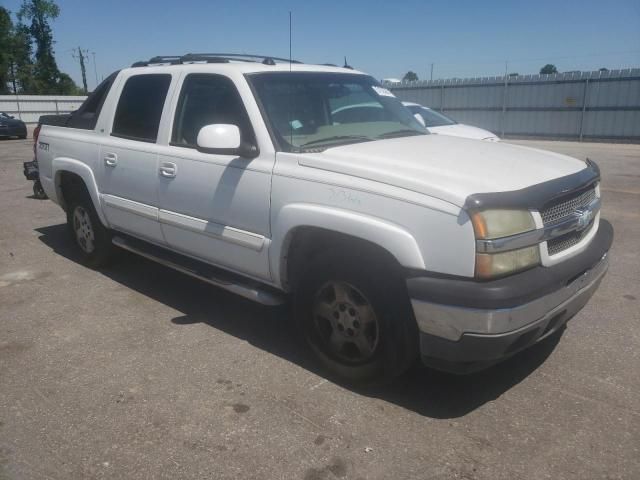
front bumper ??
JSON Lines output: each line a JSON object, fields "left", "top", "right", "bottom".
{"left": 408, "top": 219, "right": 613, "bottom": 373}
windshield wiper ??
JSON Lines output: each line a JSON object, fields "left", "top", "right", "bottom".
{"left": 300, "top": 135, "right": 372, "bottom": 148}
{"left": 377, "top": 129, "right": 426, "bottom": 139}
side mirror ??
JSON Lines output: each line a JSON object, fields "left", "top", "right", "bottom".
{"left": 196, "top": 124, "right": 259, "bottom": 158}
{"left": 413, "top": 113, "right": 426, "bottom": 128}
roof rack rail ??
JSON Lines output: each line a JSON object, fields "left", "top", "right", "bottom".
{"left": 130, "top": 55, "right": 183, "bottom": 67}
{"left": 131, "top": 52, "right": 303, "bottom": 68}
{"left": 184, "top": 53, "right": 302, "bottom": 64}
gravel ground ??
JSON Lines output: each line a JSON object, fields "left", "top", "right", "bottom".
{"left": 0, "top": 137, "right": 638, "bottom": 480}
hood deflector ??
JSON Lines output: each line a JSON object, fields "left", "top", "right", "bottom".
{"left": 464, "top": 159, "right": 600, "bottom": 212}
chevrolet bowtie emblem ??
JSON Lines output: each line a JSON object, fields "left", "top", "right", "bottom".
{"left": 575, "top": 207, "right": 594, "bottom": 231}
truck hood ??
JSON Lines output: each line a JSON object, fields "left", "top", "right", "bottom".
{"left": 428, "top": 123, "right": 499, "bottom": 141}
{"left": 298, "top": 134, "right": 587, "bottom": 207}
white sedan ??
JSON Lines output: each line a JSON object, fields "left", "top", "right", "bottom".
{"left": 403, "top": 102, "right": 499, "bottom": 141}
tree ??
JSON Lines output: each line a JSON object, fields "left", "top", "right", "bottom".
{"left": 57, "top": 72, "right": 83, "bottom": 95}
{"left": 599, "top": 67, "right": 609, "bottom": 72}
{"left": 539, "top": 64, "right": 558, "bottom": 75}
{"left": 10, "top": 23, "right": 36, "bottom": 93}
{"left": 0, "top": 7, "right": 11, "bottom": 93}
{"left": 403, "top": 71, "right": 419, "bottom": 82}
{"left": 18, "top": 0, "right": 62, "bottom": 94}
{"left": 0, "top": 2, "right": 78, "bottom": 94}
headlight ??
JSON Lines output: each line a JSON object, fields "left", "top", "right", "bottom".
{"left": 471, "top": 209, "right": 539, "bottom": 279}
{"left": 470, "top": 209, "right": 536, "bottom": 239}
{"left": 476, "top": 246, "right": 540, "bottom": 280}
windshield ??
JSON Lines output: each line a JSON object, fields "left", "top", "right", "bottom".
{"left": 248, "top": 72, "right": 427, "bottom": 151}
{"left": 407, "top": 105, "right": 456, "bottom": 127}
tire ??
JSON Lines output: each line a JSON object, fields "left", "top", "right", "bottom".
{"left": 293, "top": 248, "right": 418, "bottom": 386}
{"left": 66, "top": 191, "right": 115, "bottom": 268}
{"left": 32, "top": 181, "right": 47, "bottom": 199}
{"left": 19, "top": 135, "right": 27, "bottom": 140}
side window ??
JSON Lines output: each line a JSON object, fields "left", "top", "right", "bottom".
{"left": 112, "top": 74, "right": 171, "bottom": 142}
{"left": 172, "top": 74, "right": 253, "bottom": 148}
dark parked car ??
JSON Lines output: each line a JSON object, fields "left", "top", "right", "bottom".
{"left": 0, "top": 112, "right": 28, "bottom": 139}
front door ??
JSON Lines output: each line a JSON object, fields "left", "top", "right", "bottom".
{"left": 156, "top": 73, "right": 274, "bottom": 280}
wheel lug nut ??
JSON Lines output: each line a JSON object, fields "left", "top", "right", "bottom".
{"left": 347, "top": 328, "right": 354, "bottom": 336}
{"left": 353, "top": 320, "right": 360, "bottom": 328}
{"left": 348, "top": 308, "right": 356, "bottom": 316}
{"left": 339, "top": 304, "right": 346, "bottom": 312}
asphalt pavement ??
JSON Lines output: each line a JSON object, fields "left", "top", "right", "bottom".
{"left": 0, "top": 136, "right": 638, "bottom": 479}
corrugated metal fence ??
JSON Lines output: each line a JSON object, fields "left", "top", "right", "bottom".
{"left": 0, "top": 95, "right": 87, "bottom": 124}
{"left": 386, "top": 68, "right": 640, "bottom": 141}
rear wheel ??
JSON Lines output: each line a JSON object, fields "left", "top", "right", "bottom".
{"left": 32, "top": 180, "right": 47, "bottom": 199}
{"left": 293, "top": 249, "right": 418, "bottom": 386}
{"left": 66, "top": 192, "right": 115, "bottom": 268}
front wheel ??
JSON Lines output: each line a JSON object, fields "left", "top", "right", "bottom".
{"left": 66, "top": 194, "right": 115, "bottom": 268}
{"left": 293, "top": 249, "right": 418, "bottom": 386}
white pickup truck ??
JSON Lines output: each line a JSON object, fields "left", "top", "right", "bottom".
{"left": 35, "top": 53, "right": 612, "bottom": 384}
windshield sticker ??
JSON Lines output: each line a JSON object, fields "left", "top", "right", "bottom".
{"left": 372, "top": 86, "right": 395, "bottom": 97}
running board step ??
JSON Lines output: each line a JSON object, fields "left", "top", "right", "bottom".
{"left": 112, "top": 235, "right": 285, "bottom": 306}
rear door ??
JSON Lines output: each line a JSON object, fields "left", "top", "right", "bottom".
{"left": 155, "top": 73, "right": 274, "bottom": 280}
{"left": 97, "top": 73, "right": 172, "bottom": 244}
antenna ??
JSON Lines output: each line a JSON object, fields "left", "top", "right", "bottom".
{"left": 343, "top": 56, "right": 353, "bottom": 69}
{"left": 289, "top": 12, "right": 293, "bottom": 71}
{"left": 288, "top": 11, "right": 293, "bottom": 145}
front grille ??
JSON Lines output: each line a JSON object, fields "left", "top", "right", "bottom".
{"left": 547, "top": 221, "right": 595, "bottom": 255}
{"left": 540, "top": 186, "right": 596, "bottom": 225}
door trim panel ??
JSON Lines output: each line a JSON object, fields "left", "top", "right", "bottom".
{"left": 158, "top": 209, "right": 265, "bottom": 251}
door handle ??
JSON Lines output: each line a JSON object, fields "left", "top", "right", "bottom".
{"left": 104, "top": 152, "right": 118, "bottom": 167}
{"left": 159, "top": 162, "right": 177, "bottom": 178}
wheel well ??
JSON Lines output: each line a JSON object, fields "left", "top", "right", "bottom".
{"left": 284, "top": 227, "right": 402, "bottom": 291}
{"left": 57, "top": 171, "right": 89, "bottom": 211}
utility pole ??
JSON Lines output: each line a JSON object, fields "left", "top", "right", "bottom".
{"left": 72, "top": 47, "right": 90, "bottom": 94}
{"left": 9, "top": 62, "right": 17, "bottom": 94}
{"left": 91, "top": 52, "right": 99, "bottom": 87}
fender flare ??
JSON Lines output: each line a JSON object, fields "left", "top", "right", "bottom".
{"left": 270, "top": 203, "right": 426, "bottom": 287}
{"left": 52, "top": 157, "right": 109, "bottom": 227}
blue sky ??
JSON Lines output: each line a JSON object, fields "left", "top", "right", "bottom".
{"left": 3, "top": 0, "right": 640, "bottom": 89}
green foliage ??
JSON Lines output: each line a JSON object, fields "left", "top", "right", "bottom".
{"left": 403, "top": 71, "right": 419, "bottom": 82}
{"left": 57, "top": 72, "right": 84, "bottom": 95}
{"left": 19, "top": 0, "right": 62, "bottom": 93}
{"left": 0, "top": 1, "right": 80, "bottom": 94}
{"left": 0, "top": 7, "right": 11, "bottom": 93}
{"left": 539, "top": 64, "right": 558, "bottom": 75}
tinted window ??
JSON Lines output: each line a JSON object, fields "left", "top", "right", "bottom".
{"left": 112, "top": 74, "right": 171, "bottom": 142}
{"left": 172, "top": 74, "right": 253, "bottom": 147}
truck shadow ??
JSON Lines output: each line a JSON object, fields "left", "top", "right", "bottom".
{"left": 36, "top": 223, "right": 562, "bottom": 419}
